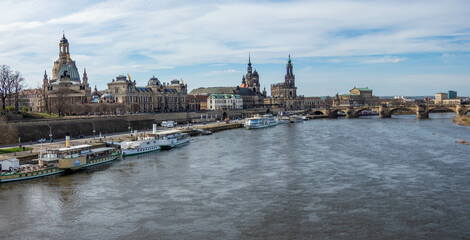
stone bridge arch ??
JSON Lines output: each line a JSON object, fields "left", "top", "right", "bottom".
{"left": 312, "top": 110, "right": 325, "bottom": 116}
{"left": 424, "top": 106, "right": 456, "bottom": 116}
{"left": 378, "top": 106, "right": 416, "bottom": 118}
{"left": 327, "top": 108, "right": 347, "bottom": 118}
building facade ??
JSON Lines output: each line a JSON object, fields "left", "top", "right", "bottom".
{"left": 207, "top": 94, "right": 243, "bottom": 110}
{"left": 265, "top": 56, "right": 304, "bottom": 110}
{"left": 18, "top": 89, "right": 42, "bottom": 112}
{"left": 41, "top": 34, "right": 91, "bottom": 114}
{"left": 106, "top": 75, "right": 188, "bottom": 113}
{"left": 435, "top": 92, "right": 449, "bottom": 104}
{"left": 333, "top": 87, "right": 379, "bottom": 107}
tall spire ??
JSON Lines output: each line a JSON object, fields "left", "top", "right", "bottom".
{"left": 247, "top": 53, "right": 252, "bottom": 74}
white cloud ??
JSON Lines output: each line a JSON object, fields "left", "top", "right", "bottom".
{"left": 362, "top": 56, "right": 405, "bottom": 64}
{"left": 0, "top": 0, "right": 469, "bottom": 94}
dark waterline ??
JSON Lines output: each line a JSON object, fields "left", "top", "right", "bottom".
{"left": 1, "top": 113, "right": 470, "bottom": 239}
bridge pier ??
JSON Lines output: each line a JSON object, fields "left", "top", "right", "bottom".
{"left": 346, "top": 108, "right": 359, "bottom": 118}
{"left": 379, "top": 106, "right": 391, "bottom": 118}
{"left": 416, "top": 106, "right": 429, "bottom": 119}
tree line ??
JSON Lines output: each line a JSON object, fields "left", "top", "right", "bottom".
{"left": 0, "top": 65, "right": 24, "bottom": 112}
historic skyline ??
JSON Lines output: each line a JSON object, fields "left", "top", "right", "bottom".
{"left": 1, "top": 0, "right": 470, "bottom": 96}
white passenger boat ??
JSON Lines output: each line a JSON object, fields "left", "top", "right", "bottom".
{"left": 277, "top": 116, "right": 290, "bottom": 124}
{"left": 157, "top": 129, "right": 190, "bottom": 150}
{"left": 121, "top": 137, "right": 161, "bottom": 157}
{"left": 245, "top": 114, "right": 279, "bottom": 129}
{"left": 121, "top": 122, "right": 161, "bottom": 157}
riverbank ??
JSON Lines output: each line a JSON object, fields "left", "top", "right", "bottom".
{"left": 454, "top": 116, "right": 470, "bottom": 126}
{"left": 1, "top": 109, "right": 272, "bottom": 145}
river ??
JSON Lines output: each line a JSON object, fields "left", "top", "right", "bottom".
{"left": 1, "top": 113, "right": 469, "bottom": 239}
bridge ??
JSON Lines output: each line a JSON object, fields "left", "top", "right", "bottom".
{"left": 308, "top": 104, "right": 470, "bottom": 119}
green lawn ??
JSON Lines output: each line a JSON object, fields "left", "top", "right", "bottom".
{"left": 0, "top": 147, "right": 34, "bottom": 154}
{"left": 23, "top": 112, "right": 60, "bottom": 119}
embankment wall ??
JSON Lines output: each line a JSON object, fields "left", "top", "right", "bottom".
{"left": 6, "top": 109, "right": 273, "bottom": 144}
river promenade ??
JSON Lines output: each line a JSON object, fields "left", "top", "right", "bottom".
{"left": 0, "top": 121, "right": 243, "bottom": 162}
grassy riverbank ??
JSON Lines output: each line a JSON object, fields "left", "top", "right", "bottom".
{"left": 0, "top": 147, "right": 34, "bottom": 154}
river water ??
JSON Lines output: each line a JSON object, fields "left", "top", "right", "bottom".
{"left": 1, "top": 113, "right": 470, "bottom": 239}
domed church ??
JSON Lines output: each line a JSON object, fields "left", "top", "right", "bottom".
{"left": 41, "top": 33, "right": 91, "bottom": 114}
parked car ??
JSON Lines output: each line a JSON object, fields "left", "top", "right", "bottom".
{"left": 37, "top": 138, "right": 46, "bottom": 143}
{"left": 76, "top": 134, "right": 84, "bottom": 139}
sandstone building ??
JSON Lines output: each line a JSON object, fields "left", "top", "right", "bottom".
{"left": 188, "top": 55, "right": 266, "bottom": 109}
{"left": 106, "top": 75, "right": 188, "bottom": 113}
{"left": 333, "top": 87, "right": 379, "bottom": 107}
{"left": 264, "top": 56, "right": 304, "bottom": 110}
{"left": 41, "top": 34, "right": 91, "bottom": 114}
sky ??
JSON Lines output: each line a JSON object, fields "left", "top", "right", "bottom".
{"left": 1, "top": 0, "right": 470, "bottom": 97}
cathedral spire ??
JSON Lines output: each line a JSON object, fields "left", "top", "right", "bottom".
{"left": 247, "top": 53, "right": 252, "bottom": 74}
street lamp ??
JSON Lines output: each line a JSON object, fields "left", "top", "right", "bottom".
{"left": 46, "top": 124, "right": 52, "bottom": 144}
{"left": 91, "top": 121, "right": 96, "bottom": 139}
{"left": 126, "top": 120, "right": 132, "bottom": 136}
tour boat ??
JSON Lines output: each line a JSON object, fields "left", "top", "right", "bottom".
{"left": 244, "top": 114, "right": 279, "bottom": 129}
{"left": 277, "top": 116, "right": 291, "bottom": 124}
{"left": 289, "top": 115, "right": 303, "bottom": 123}
{"left": 1, "top": 144, "right": 120, "bottom": 183}
{"left": 121, "top": 122, "right": 167, "bottom": 156}
{"left": 157, "top": 129, "right": 190, "bottom": 150}
{"left": 121, "top": 137, "right": 161, "bottom": 157}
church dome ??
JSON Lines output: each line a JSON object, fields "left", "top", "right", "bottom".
{"left": 58, "top": 62, "right": 80, "bottom": 82}
{"left": 147, "top": 76, "right": 161, "bottom": 86}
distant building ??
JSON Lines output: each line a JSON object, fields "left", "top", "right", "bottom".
{"left": 18, "top": 89, "right": 42, "bottom": 112}
{"left": 207, "top": 94, "right": 243, "bottom": 110}
{"left": 187, "top": 95, "right": 208, "bottom": 111}
{"left": 448, "top": 90, "right": 457, "bottom": 99}
{"left": 106, "top": 75, "right": 188, "bottom": 113}
{"left": 333, "top": 87, "right": 379, "bottom": 107}
{"left": 188, "top": 55, "right": 266, "bottom": 109}
{"left": 265, "top": 55, "right": 304, "bottom": 110}
{"left": 435, "top": 93, "right": 448, "bottom": 104}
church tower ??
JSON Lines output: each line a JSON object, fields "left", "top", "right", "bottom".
{"left": 59, "top": 32, "right": 69, "bottom": 59}
{"left": 244, "top": 53, "right": 261, "bottom": 94}
{"left": 52, "top": 33, "right": 80, "bottom": 82}
{"left": 247, "top": 53, "right": 252, "bottom": 74}
{"left": 82, "top": 68, "right": 88, "bottom": 85}
{"left": 285, "top": 55, "right": 295, "bottom": 88}
{"left": 43, "top": 70, "right": 49, "bottom": 86}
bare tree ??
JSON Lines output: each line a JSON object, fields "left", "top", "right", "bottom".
{"left": 11, "top": 71, "right": 24, "bottom": 113}
{"left": 37, "top": 84, "right": 50, "bottom": 113}
{"left": 1, "top": 66, "right": 25, "bottom": 113}
{"left": 0, "top": 65, "right": 11, "bottom": 111}
{"left": 51, "top": 87, "right": 72, "bottom": 116}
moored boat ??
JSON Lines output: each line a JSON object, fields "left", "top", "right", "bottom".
{"left": 121, "top": 122, "right": 161, "bottom": 157}
{"left": 121, "top": 137, "right": 161, "bottom": 157}
{"left": 289, "top": 115, "right": 303, "bottom": 123}
{"left": 245, "top": 114, "right": 279, "bottom": 129}
{"left": 157, "top": 129, "right": 190, "bottom": 150}
{"left": 0, "top": 144, "right": 120, "bottom": 183}
{"left": 277, "top": 116, "right": 290, "bottom": 124}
